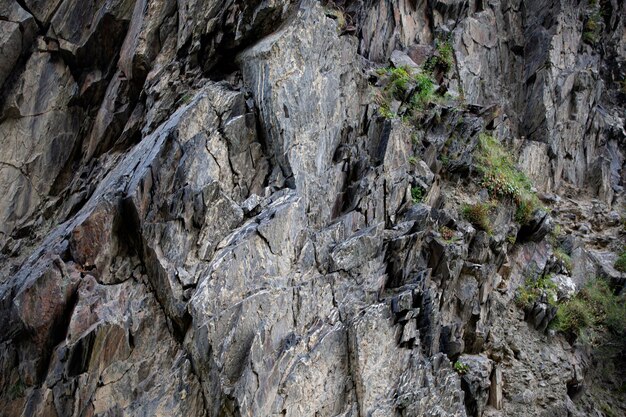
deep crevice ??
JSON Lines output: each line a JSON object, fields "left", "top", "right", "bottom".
{"left": 37, "top": 286, "right": 79, "bottom": 384}
{"left": 14, "top": 0, "right": 45, "bottom": 31}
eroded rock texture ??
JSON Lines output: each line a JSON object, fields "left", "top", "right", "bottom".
{"left": 0, "top": 0, "right": 624, "bottom": 416}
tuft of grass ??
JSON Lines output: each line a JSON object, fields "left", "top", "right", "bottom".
{"left": 553, "top": 278, "right": 626, "bottom": 338}
{"left": 462, "top": 202, "right": 492, "bottom": 233}
{"left": 516, "top": 274, "right": 558, "bottom": 309}
{"left": 425, "top": 37, "right": 455, "bottom": 74}
{"left": 554, "top": 248, "right": 573, "bottom": 272}
{"left": 373, "top": 66, "right": 436, "bottom": 120}
{"left": 407, "top": 73, "right": 436, "bottom": 114}
{"left": 582, "top": 8, "right": 602, "bottom": 44}
{"left": 411, "top": 186, "right": 424, "bottom": 204}
{"left": 582, "top": 1, "right": 602, "bottom": 45}
{"left": 408, "top": 156, "right": 418, "bottom": 166}
{"left": 475, "top": 133, "right": 541, "bottom": 225}
{"left": 614, "top": 251, "right": 626, "bottom": 273}
{"left": 379, "top": 105, "right": 396, "bottom": 119}
{"left": 554, "top": 298, "right": 594, "bottom": 335}
{"left": 454, "top": 361, "right": 470, "bottom": 374}
{"left": 323, "top": 5, "right": 348, "bottom": 31}
{"left": 548, "top": 224, "right": 563, "bottom": 246}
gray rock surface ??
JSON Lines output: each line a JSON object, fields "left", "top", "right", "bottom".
{"left": 0, "top": 0, "right": 624, "bottom": 416}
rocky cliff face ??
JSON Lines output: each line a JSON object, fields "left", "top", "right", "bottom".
{"left": 0, "top": 0, "right": 624, "bottom": 416}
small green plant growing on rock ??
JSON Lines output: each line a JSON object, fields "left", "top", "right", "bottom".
{"left": 614, "top": 251, "right": 626, "bottom": 273}
{"left": 379, "top": 104, "right": 395, "bottom": 119}
{"left": 373, "top": 66, "right": 437, "bottom": 120}
{"left": 514, "top": 198, "right": 537, "bottom": 224}
{"left": 516, "top": 274, "right": 558, "bottom": 309}
{"left": 462, "top": 202, "right": 492, "bottom": 233}
{"left": 475, "top": 133, "right": 541, "bottom": 225}
{"left": 376, "top": 66, "right": 414, "bottom": 99}
{"left": 582, "top": 7, "right": 602, "bottom": 44}
{"left": 409, "top": 73, "right": 436, "bottom": 110}
{"left": 408, "top": 156, "right": 418, "bottom": 166}
{"left": 548, "top": 224, "right": 563, "bottom": 246}
{"left": 453, "top": 361, "right": 470, "bottom": 375}
{"left": 411, "top": 186, "right": 424, "bottom": 204}
{"left": 425, "top": 37, "right": 455, "bottom": 74}
{"left": 554, "top": 248, "right": 573, "bottom": 272}
{"left": 553, "top": 278, "right": 626, "bottom": 338}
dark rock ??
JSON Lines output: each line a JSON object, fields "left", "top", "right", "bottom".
{"left": 0, "top": 0, "right": 623, "bottom": 416}
{"left": 517, "top": 209, "right": 555, "bottom": 242}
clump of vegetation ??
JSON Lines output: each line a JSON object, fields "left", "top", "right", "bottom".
{"left": 372, "top": 35, "right": 459, "bottom": 122}
{"left": 440, "top": 226, "right": 455, "bottom": 241}
{"left": 553, "top": 278, "right": 626, "bottom": 339}
{"left": 474, "top": 133, "right": 541, "bottom": 225}
{"left": 554, "top": 297, "right": 593, "bottom": 335}
{"left": 548, "top": 224, "right": 563, "bottom": 246}
{"left": 373, "top": 66, "right": 437, "bottom": 120}
{"left": 424, "top": 37, "right": 454, "bottom": 74}
{"left": 408, "top": 156, "right": 418, "bottom": 166}
{"left": 411, "top": 186, "right": 424, "bottom": 204}
{"left": 323, "top": 2, "right": 351, "bottom": 32}
{"left": 514, "top": 198, "right": 538, "bottom": 224}
{"left": 554, "top": 247, "right": 573, "bottom": 272}
{"left": 462, "top": 202, "right": 492, "bottom": 233}
{"left": 381, "top": 66, "right": 413, "bottom": 96}
{"left": 409, "top": 73, "right": 436, "bottom": 110}
{"left": 614, "top": 251, "right": 626, "bottom": 273}
{"left": 582, "top": 7, "right": 602, "bottom": 44}
{"left": 516, "top": 274, "right": 558, "bottom": 309}
{"left": 453, "top": 361, "right": 470, "bottom": 375}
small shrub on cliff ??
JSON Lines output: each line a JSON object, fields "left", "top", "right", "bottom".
{"left": 453, "top": 361, "right": 470, "bottom": 374}
{"left": 425, "top": 37, "right": 454, "bottom": 74}
{"left": 462, "top": 202, "right": 492, "bottom": 233}
{"left": 516, "top": 275, "right": 558, "bottom": 309}
{"left": 411, "top": 186, "right": 424, "bottom": 204}
{"left": 373, "top": 66, "right": 436, "bottom": 120}
{"left": 582, "top": 8, "right": 602, "bottom": 44}
{"left": 554, "top": 298, "right": 593, "bottom": 335}
{"left": 554, "top": 248, "right": 573, "bottom": 272}
{"left": 409, "top": 73, "right": 436, "bottom": 111}
{"left": 389, "top": 67, "right": 412, "bottom": 96}
{"left": 475, "top": 133, "right": 540, "bottom": 225}
{"left": 553, "top": 278, "right": 626, "bottom": 338}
